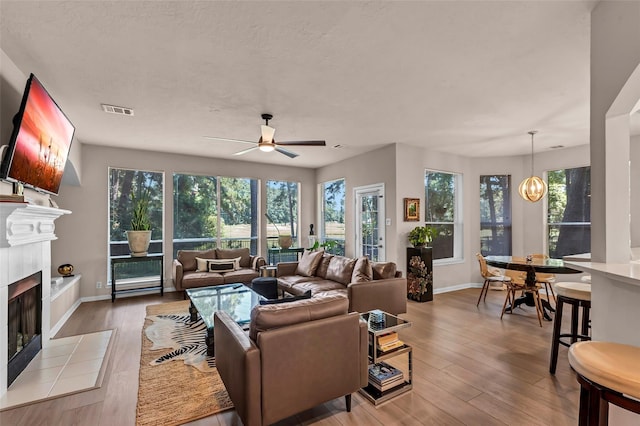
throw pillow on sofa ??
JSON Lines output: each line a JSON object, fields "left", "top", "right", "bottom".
{"left": 195, "top": 256, "right": 210, "bottom": 272}
{"left": 295, "top": 249, "right": 324, "bottom": 277}
{"left": 326, "top": 256, "right": 357, "bottom": 285}
{"left": 371, "top": 261, "right": 397, "bottom": 280}
{"left": 352, "top": 256, "right": 373, "bottom": 283}
{"left": 315, "top": 253, "right": 333, "bottom": 278}
{"left": 206, "top": 258, "right": 239, "bottom": 273}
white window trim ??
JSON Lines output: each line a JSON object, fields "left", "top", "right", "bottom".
{"left": 425, "top": 170, "right": 463, "bottom": 262}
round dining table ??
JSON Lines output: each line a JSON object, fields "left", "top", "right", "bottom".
{"left": 484, "top": 255, "right": 582, "bottom": 321}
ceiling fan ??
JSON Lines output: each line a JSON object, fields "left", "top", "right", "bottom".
{"left": 203, "top": 114, "right": 326, "bottom": 159}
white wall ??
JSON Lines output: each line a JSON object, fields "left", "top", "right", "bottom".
{"left": 591, "top": 1, "right": 640, "bottom": 263}
{"left": 52, "top": 144, "right": 316, "bottom": 299}
{"left": 395, "top": 143, "right": 589, "bottom": 291}
{"left": 0, "top": 48, "right": 81, "bottom": 197}
{"left": 315, "top": 144, "right": 397, "bottom": 260}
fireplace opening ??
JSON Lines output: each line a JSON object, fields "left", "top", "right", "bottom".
{"left": 7, "top": 271, "right": 42, "bottom": 387}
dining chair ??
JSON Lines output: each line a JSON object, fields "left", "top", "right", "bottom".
{"left": 475, "top": 253, "right": 511, "bottom": 306}
{"left": 501, "top": 266, "right": 545, "bottom": 327}
{"left": 531, "top": 253, "right": 556, "bottom": 306}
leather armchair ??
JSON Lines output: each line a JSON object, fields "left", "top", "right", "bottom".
{"left": 214, "top": 293, "right": 368, "bottom": 426}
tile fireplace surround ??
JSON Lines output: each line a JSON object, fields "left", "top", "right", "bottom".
{"left": 0, "top": 202, "right": 70, "bottom": 398}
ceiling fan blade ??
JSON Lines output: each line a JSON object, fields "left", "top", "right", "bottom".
{"left": 233, "top": 146, "right": 259, "bottom": 156}
{"left": 274, "top": 140, "right": 326, "bottom": 146}
{"left": 275, "top": 146, "right": 299, "bottom": 158}
{"left": 261, "top": 125, "right": 276, "bottom": 143}
{"left": 203, "top": 136, "right": 256, "bottom": 146}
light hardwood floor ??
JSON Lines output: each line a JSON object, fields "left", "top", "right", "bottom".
{"left": 0, "top": 288, "right": 579, "bottom": 425}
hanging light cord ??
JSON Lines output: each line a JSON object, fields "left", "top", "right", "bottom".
{"left": 529, "top": 130, "right": 537, "bottom": 176}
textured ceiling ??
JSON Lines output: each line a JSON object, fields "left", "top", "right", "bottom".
{"left": 2, "top": 0, "right": 632, "bottom": 169}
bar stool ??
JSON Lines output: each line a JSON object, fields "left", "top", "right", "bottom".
{"left": 568, "top": 341, "right": 640, "bottom": 425}
{"left": 549, "top": 281, "right": 591, "bottom": 374}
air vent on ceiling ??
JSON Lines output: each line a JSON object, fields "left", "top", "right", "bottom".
{"left": 101, "top": 104, "right": 134, "bottom": 116}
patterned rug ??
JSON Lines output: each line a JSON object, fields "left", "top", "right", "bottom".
{"left": 136, "top": 301, "right": 233, "bottom": 426}
{"left": 144, "top": 308, "right": 215, "bottom": 372}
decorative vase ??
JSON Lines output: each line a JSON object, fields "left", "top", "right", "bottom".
{"left": 278, "top": 235, "right": 293, "bottom": 249}
{"left": 57, "top": 264, "right": 74, "bottom": 277}
{"left": 126, "top": 230, "right": 152, "bottom": 257}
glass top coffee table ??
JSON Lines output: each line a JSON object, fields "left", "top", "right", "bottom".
{"left": 185, "top": 283, "right": 265, "bottom": 356}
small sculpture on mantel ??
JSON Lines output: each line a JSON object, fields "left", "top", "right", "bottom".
{"left": 57, "top": 264, "right": 74, "bottom": 277}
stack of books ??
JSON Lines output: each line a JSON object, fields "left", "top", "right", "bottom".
{"left": 377, "top": 331, "right": 404, "bottom": 352}
{"left": 368, "top": 361, "right": 404, "bottom": 392}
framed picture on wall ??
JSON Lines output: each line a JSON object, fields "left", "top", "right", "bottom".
{"left": 404, "top": 198, "right": 420, "bottom": 221}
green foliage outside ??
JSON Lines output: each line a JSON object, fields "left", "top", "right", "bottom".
{"left": 425, "top": 171, "right": 456, "bottom": 259}
{"left": 547, "top": 166, "right": 591, "bottom": 257}
{"left": 109, "top": 168, "right": 163, "bottom": 241}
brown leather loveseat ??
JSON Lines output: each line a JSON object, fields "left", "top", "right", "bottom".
{"left": 214, "top": 292, "right": 368, "bottom": 426}
{"left": 277, "top": 250, "right": 407, "bottom": 315}
{"left": 172, "top": 248, "right": 266, "bottom": 291}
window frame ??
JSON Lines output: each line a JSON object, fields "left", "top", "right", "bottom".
{"left": 172, "top": 173, "right": 259, "bottom": 258}
{"left": 424, "top": 169, "right": 463, "bottom": 263}
{"left": 108, "top": 167, "right": 165, "bottom": 286}
{"left": 319, "top": 178, "right": 346, "bottom": 256}
{"left": 479, "top": 174, "right": 512, "bottom": 256}
{"left": 545, "top": 165, "right": 591, "bottom": 258}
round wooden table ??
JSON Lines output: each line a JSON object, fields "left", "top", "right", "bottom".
{"left": 484, "top": 255, "right": 582, "bottom": 321}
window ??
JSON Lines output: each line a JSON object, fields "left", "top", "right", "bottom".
{"left": 173, "top": 174, "right": 218, "bottom": 256}
{"left": 480, "top": 175, "right": 512, "bottom": 256}
{"left": 320, "top": 178, "right": 345, "bottom": 255}
{"left": 547, "top": 166, "right": 591, "bottom": 258}
{"left": 266, "top": 180, "right": 299, "bottom": 249}
{"left": 173, "top": 174, "right": 259, "bottom": 257}
{"left": 425, "top": 170, "right": 462, "bottom": 261}
{"left": 109, "top": 168, "right": 163, "bottom": 283}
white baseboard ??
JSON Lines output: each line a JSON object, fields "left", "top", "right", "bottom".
{"left": 81, "top": 286, "right": 178, "bottom": 303}
{"left": 433, "top": 282, "right": 483, "bottom": 294}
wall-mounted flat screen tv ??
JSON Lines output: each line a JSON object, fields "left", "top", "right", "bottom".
{"left": 0, "top": 73, "right": 74, "bottom": 195}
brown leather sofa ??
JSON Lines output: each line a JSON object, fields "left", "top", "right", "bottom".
{"left": 172, "top": 248, "right": 266, "bottom": 291}
{"left": 276, "top": 251, "right": 407, "bottom": 315}
{"left": 214, "top": 293, "right": 368, "bottom": 426}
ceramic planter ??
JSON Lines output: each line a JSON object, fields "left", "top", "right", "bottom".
{"left": 127, "top": 230, "right": 152, "bottom": 257}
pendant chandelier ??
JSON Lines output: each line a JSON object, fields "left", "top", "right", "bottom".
{"left": 518, "top": 130, "right": 547, "bottom": 202}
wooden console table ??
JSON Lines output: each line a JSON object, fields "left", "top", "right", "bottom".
{"left": 110, "top": 254, "right": 163, "bottom": 302}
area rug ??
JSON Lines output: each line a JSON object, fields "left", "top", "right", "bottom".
{"left": 136, "top": 301, "right": 233, "bottom": 426}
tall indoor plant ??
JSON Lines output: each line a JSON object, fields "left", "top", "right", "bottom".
{"left": 126, "top": 191, "right": 152, "bottom": 257}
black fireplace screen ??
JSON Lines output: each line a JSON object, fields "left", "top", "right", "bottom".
{"left": 7, "top": 271, "right": 42, "bottom": 386}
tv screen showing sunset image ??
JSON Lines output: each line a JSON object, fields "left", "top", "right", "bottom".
{"left": 6, "top": 74, "right": 74, "bottom": 194}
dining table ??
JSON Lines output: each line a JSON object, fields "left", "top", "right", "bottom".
{"left": 484, "top": 255, "right": 582, "bottom": 321}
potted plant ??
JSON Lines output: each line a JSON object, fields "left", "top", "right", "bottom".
{"left": 408, "top": 225, "right": 437, "bottom": 247}
{"left": 308, "top": 239, "right": 338, "bottom": 252}
{"left": 126, "top": 191, "right": 152, "bottom": 257}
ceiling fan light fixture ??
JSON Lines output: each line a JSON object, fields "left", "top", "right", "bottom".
{"left": 518, "top": 130, "right": 547, "bottom": 203}
{"left": 259, "top": 142, "right": 275, "bottom": 152}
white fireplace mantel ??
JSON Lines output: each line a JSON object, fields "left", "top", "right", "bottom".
{"left": 0, "top": 203, "right": 70, "bottom": 248}
{"left": 0, "top": 202, "right": 70, "bottom": 397}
